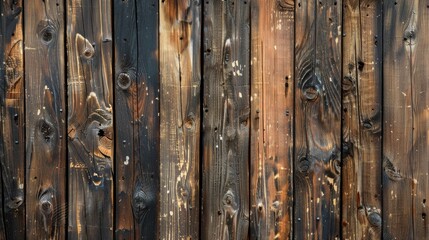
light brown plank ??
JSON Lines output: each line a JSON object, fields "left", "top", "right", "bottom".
{"left": 341, "top": 0, "right": 383, "bottom": 239}
{"left": 159, "top": 0, "right": 201, "bottom": 239}
{"left": 24, "top": 0, "right": 67, "bottom": 238}
{"left": 249, "top": 0, "right": 294, "bottom": 239}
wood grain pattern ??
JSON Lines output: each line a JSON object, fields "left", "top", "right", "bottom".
{"left": 113, "top": 0, "right": 137, "bottom": 238}
{"left": 202, "top": 0, "right": 250, "bottom": 239}
{"left": 159, "top": 0, "right": 201, "bottom": 239}
{"left": 24, "top": 0, "right": 66, "bottom": 238}
{"left": 383, "top": 0, "right": 429, "bottom": 239}
{"left": 294, "top": 0, "right": 342, "bottom": 238}
{"left": 341, "top": 0, "right": 383, "bottom": 239}
{"left": 67, "top": 0, "right": 113, "bottom": 239}
{"left": 131, "top": 1, "right": 160, "bottom": 239}
{"left": 0, "top": 0, "right": 25, "bottom": 238}
{"left": 249, "top": 0, "right": 294, "bottom": 239}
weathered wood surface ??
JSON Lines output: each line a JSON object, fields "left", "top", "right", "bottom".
{"left": 294, "top": 0, "right": 342, "bottom": 239}
{"left": 201, "top": 0, "right": 250, "bottom": 239}
{"left": 0, "top": 0, "right": 25, "bottom": 239}
{"left": 249, "top": 0, "right": 294, "bottom": 239}
{"left": 342, "top": 0, "right": 383, "bottom": 239}
{"left": 67, "top": 0, "right": 113, "bottom": 239}
{"left": 24, "top": 0, "right": 67, "bottom": 238}
{"left": 383, "top": 0, "right": 429, "bottom": 239}
{"left": 159, "top": 0, "right": 201, "bottom": 239}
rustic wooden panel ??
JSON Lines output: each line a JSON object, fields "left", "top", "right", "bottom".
{"left": 159, "top": 0, "right": 201, "bottom": 239}
{"left": 0, "top": 0, "right": 25, "bottom": 238}
{"left": 24, "top": 0, "right": 66, "bottom": 238}
{"left": 134, "top": 0, "right": 160, "bottom": 238}
{"left": 341, "top": 0, "right": 383, "bottom": 239}
{"left": 113, "top": 0, "right": 137, "bottom": 239}
{"left": 202, "top": 0, "right": 250, "bottom": 239}
{"left": 249, "top": 0, "right": 294, "bottom": 239}
{"left": 67, "top": 0, "right": 113, "bottom": 239}
{"left": 294, "top": 0, "right": 342, "bottom": 238}
{"left": 383, "top": 0, "right": 429, "bottom": 239}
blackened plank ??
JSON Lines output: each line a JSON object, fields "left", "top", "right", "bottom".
{"left": 24, "top": 0, "right": 67, "bottom": 238}
{"left": 294, "top": 0, "right": 342, "bottom": 238}
{"left": 249, "top": 0, "right": 294, "bottom": 239}
{"left": 202, "top": 0, "right": 250, "bottom": 239}
{"left": 67, "top": 0, "right": 113, "bottom": 239}
{"left": 159, "top": 0, "right": 201, "bottom": 239}
{"left": 341, "top": 0, "right": 383, "bottom": 239}
{"left": 0, "top": 0, "right": 25, "bottom": 238}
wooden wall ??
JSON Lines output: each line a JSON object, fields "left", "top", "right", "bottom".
{"left": 0, "top": 0, "right": 428, "bottom": 239}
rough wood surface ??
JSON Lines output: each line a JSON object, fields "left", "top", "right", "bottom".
{"left": 341, "top": 0, "right": 383, "bottom": 239}
{"left": 0, "top": 0, "right": 25, "bottom": 238}
{"left": 294, "top": 0, "right": 342, "bottom": 238}
{"left": 159, "top": 0, "right": 201, "bottom": 239}
{"left": 66, "top": 0, "right": 113, "bottom": 239}
{"left": 24, "top": 0, "right": 67, "bottom": 238}
{"left": 249, "top": 0, "right": 294, "bottom": 239}
{"left": 113, "top": 0, "right": 137, "bottom": 239}
{"left": 383, "top": 0, "right": 429, "bottom": 239}
{"left": 202, "top": 0, "right": 250, "bottom": 239}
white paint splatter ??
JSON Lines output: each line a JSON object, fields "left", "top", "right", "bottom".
{"left": 124, "top": 156, "right": 129, "bottom": 165}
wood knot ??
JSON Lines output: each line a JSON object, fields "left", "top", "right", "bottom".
{"left": 302, "top": 86, "right": 319, "bottom": 101}
{"left": 38, "top": 20, "right": 57, "bottom": 45}
{"left": 76, "top": 34, "right": 95, "bottom": 59}
{"left": 38, "top": 189, "right": 54, "bottom": 216}
{"left": 342, "top": 76, "right": 354, "bottom": 93}
{"left": 39, "top": 119, "right": 55, "bottom": 142}
{"left": 276, "top": 0, "right": 294, "bottom": 11}
{"left": 403, "top": 30, "right": 416, "bottom": 45}
{"left": 117, "top": 72, "right": 131, "bottom": 90}
{"left": 383, "top": 156, "right": 403, "bottom": 181}
{"left": 132, "top": 183, "right": 156, "bottom": 223}
{"left": 298, "top": 156, "right": 310, "bottom": 173}
{"left": 184, "top": 116, "right": 195, "bottom": 130}
{"left": 342, "top": 141, "right": 353, "bottom": 158}
{"left": 367, "top": 212, "right": 382, "bottom": 227}
{"left": 362, "top": 119, "right": 373, "bottom": 129}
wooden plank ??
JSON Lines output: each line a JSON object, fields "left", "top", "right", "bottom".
{"left": 66, "top": 0, "right": 113, "bottom": 239}
{"left": 0, "top": 0, "right": 25, "bottom": 238}
{"left": 201, "top": 0, "right": 250, "bottom": 239}
{"left": 24, "top": 0, "right": 66, "bottom": 238}
{"left": 383, "top": 0, "right": 429, "bottom": 239}
{"left": 113, "top": 0, "right": 137, "bottom": 239}
{"left": 294, "top": 0, "right": 342, "bottom": 238}
{"left": 133, "top": 0, "right": 160, "bottom": 238}
{"left": 159, "top": 0, "right": 201, "bottom": 239}
{"left": 341, "top": 0, "right": 383, "bottom": 239}
{"left": 249, "top": 0, "right": 294, "bottom": 239}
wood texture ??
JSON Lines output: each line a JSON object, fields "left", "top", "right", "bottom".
{"left": 24, "top": 0, "right": 66, "bottom": 238}
{"left": 159, "top": 0, "right": 201, "bottom": 239}
{"left": 383, "top": 0, "right": 429, "bottom": 239}
{"left": 249, "top": 0, "right": 294, "bottom": 239}
{"left": 202, "top": 0, "right": 250, "bottom": 239}
{"left": 113, "top": 0, "right": 137, "bottom": 239}
{"left": 0, "top": 0, "right": 25, "bottom": 239}
{"left": 294, "top": 0, "right": 342, "bottom": 238}
{"left": 67, "top": 0, "right": 113, "bottom": 239}
{"left": 341, "top": 0, "right": 383, "bottom": 239}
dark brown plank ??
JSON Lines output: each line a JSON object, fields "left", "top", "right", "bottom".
{"left": 24, "top": 0, "right": 66, "bottom": 238}
{"left": 66, "top": 0, "right": 113, "bottom": 239}
{"left": 113, "top": 0, "right": 137, "bottom": 238}
{"left": 341, "top": 0, "right": 383, "bottom": 239}
{"left": 202, "top": 0, "right": 250, "bottom": 239}
{"left": 249, "top": 0, "right": 294, "bottom": 239}
{"left": 0, "top": 0, "right": 25, "bottom": 238}
{"left": 383, "top": 0, "right": 429, "bottom": 239}
{"left": 294, "top": 0, "right": 342, "bottom": 238}
{"left": 159, "top": 0, "right": 201, "bottom": 239}
{"left": 134, "top": 0, "right": 160, "bottom": 238}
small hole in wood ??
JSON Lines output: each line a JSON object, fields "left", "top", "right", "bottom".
{"left": 422, "top": 213, "right": 426, "bottom": 220}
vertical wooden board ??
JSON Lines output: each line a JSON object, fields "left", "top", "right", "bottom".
{"left": 159, "top": 0, "right": 201, "bottom": 239}
{"left": 382, "top": 0, "right": 413, "bottom": 239}
{"left": 202, "top": 0, "right": 250, "bottom": 239}
{"left": 114, "top": 0, "right": 137, "bottom": 239}
{"left": 24, "top": 0, "right": 66, "bottom": 238}
{"left": 67, "top": 0, "right": 113, "bottom": 239}
{"left": 294, "top": 0, "right": 342, "bottom": 239}
{"left": 341, "top": 0, "right": 383, "bottom": 239}
{"left": 383, "top": 0, "right": 429, "bottom": 239}
{"left": 0, "top": 0, "right": 25, "bottom": 238}
{"left": 134, "top": 0, "right": 159, "bottom": 238}
{"left": 249, "top": 0, "right": 294, "bottom": 239}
